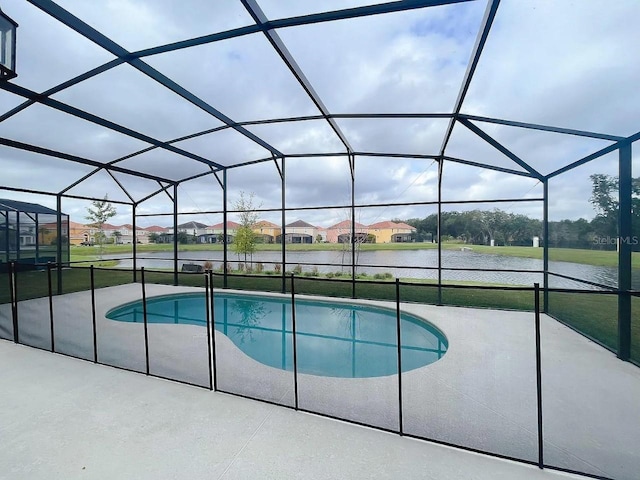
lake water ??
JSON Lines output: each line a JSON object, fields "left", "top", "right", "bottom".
{"left": 106, "top": 248, "right": 627, "bottom": 290}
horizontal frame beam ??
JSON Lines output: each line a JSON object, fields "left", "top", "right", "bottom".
{"left": 0, "top": 81, "right": 224, "bottom": 169}
{"left": 0, "top": 137, "right": 175, "bottom": 184}
{"left": 459, "top": 114, "right": 624, "bottom": 142}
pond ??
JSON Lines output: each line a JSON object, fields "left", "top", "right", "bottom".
{"left": 105, "top": 248, "right": 628, "bottom": 289}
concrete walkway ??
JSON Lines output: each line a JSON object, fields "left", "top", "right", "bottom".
{"left": 0, "top": 341, "right": 587, "bottom": 480}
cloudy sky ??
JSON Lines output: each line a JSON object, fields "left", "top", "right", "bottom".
{"left": 0, "top": 0, "right": 638, "bottom": 228}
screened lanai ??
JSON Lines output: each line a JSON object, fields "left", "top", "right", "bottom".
{"left": 0, "top": 1, "right": 639, "bottom": 479}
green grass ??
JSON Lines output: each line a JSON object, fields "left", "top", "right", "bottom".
{"left": 2, "top": 267, "right": 638, "bottom": 364}
{"left": 547, "top": 292, "right": 640, "bottom": 362}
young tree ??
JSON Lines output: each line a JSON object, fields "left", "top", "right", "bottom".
{"left": 112, "top": 230, "right": 122, "bottom": 245}
{"left": 232, "top": 192, "right": 260, "bottom": 268}
{"left": 85, "top": 195, "right": 116, "bottom": 258}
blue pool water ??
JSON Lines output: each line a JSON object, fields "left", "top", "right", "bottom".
{"left": 106, "top": 293, "right": 447, "bottom": 378}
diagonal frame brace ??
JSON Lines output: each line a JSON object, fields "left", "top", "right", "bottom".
{"left": 458, "top": 118, "right": 543, "bottom": 180}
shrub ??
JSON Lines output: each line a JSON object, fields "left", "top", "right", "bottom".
{"left": 255, "top": 262, "right": 264, "bottom": 273}
{"left": 203, "top": 260, "right": 213, "bottom": 271}
{"left": 237, "top": 262, "right": 245, "bottom": 272}
{"left": 326, "top": 272, "right": 335, "bottom": 278}
{"left": 293, "top": 264, "right": 303, "bottom": 275}
{"left": 310, "top": 266, "right": 319, "bottom": 277}
{"left": 274, "top": 264, "right": 282, "bottom": 274}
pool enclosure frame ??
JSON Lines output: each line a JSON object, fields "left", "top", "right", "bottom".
{"left": 0, "top": 0, "right": 635, "bottom": 362}
{"left": 0, "top": 198, "right": 70, "bottom": 270}
{"left": 0, "top": 2, "right": 638, "bottom": 479}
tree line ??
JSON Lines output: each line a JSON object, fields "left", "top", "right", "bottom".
{"left": 404, "top": 174, "right": 640, "bottom": 250}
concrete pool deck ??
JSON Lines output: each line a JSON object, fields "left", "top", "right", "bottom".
{"left": 1, "top": 284, "right": 639, "bottom": 479}
{"left": 1, "top": 341, "right": 587, "bottom": 480}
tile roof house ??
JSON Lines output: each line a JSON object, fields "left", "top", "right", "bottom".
{"left": 253, "top": 220, "right": 281, "bottom": 243}
{"left": 325, "top": 220, "right": 368, "bottom": 243}
{"left": 368, "top": 221, "right": 416, "bottom": 243}
{"left": 202, "top": 221, "right": 241, "bottom": 244}
{"left": 284, "top": 220, "right": 320, "bottom": 243}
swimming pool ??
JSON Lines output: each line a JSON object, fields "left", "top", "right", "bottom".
{"left": 106, "top": 293, "right": 447, "bottom": 378}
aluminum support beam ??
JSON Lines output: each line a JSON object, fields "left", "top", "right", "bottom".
{"left": 134, "top": 0, "right": 473, "bottom": 58}
{"left": 0, "top": 137, "right": 173, "bottom": 184}
{"left": 618, "top": 143, "right": 632, "bottom": 360}
{"left": 458, "top": 118, "right": 543, "bottom": 180}
{"left": 28, "top": 0, "right": 283, "bottom": 161}
{"left": 459, "top": 114, "right": 624, "bottom": 142}
{"left": 241, "top": 0, "right": 353, "bottom": 153}
{"left": 440, "top": 0, "right": 500, "bottom": 155}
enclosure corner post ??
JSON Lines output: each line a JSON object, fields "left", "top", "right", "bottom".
{"left": 437, "top": 160, "right": 443, "bottom": 305}
{"left": 90, "top": 265, "right": 97, "bottom": 363}
{"left": 56, "top": 194, "right": 63, "bottom": 295}
{"left": 205, "top": 272, "right": 213, "bottom": 391}
{"left": 141, "top": 266, "right": 150, "bottom": 375}
{"left": 290, "top": 273, "right": 299, "bottom": 410}
{"left": 47, "top": 262, "right": 54, "bottom": 352}
{"left": 9, "top": 261, "right": 18, "bottom": 343}
{"left": 173, "top": 184, "right": 179, "bottom": 287}
{"left": 396, "top": 278, "right": 403, "bottom": 435}
{"left": 281, "top": 158, "right": 287, "bottom": 294}
{"left": 618, "top": 143, "right": 632, "bottom": 361}
{"left": 209, "top": 269, "right": 217, "bottom": 391}
{"left": 132, "top": 203, "right": 137, "bottom": 283}
{"left": 534, "top": 282, "right": 544, "bottom": 469}
{"left": 350, "top": 153, "right": 356, "bottom": 299}
{"left": 542, "top": 179, "right": 549, "bottom": 313}
{"left": 223, "top": 170, "right": 228, "bottom": 289}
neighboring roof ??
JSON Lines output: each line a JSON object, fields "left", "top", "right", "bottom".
{"left": 208, "top": 221, "right": 241, "bottom": 229}
{"left": 368, "top": 221, "right": 396, "bottom": 229}
{"left": 68, "top": 220, "right": 89, "bottom": 229}
{"left": 144, "top": 225, "right": 168, "bottom": 232}
{"left": 286, "top": 220, "right": 316, "bottom": 228}
{"left": 255, "top": 220, "right": 280, "bottom": 228}
{"left": 101, "top": 223, "right": 121, "bottom": 230}
{"left": 368, "top": 221, "right": 416, "bottom": 231}
{"left": 394, "top": 222, "right": 416, "bottom": 231}
{"left": 0, "top": 199, "right": 61, "bottom": 216}
{"left": 326, "top": 220, "right": 368, "bottom": 230}
{"left": 177, "top": 221, "right": 208, "bottom": 229}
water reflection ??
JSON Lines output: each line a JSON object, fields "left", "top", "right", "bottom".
{"left": 228, "top": 298, "right": 267, "bottom": 344}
